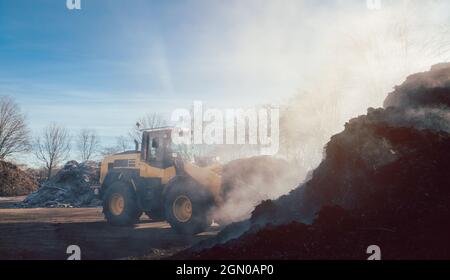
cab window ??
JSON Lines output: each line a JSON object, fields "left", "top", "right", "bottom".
{"left": 146, "top": 137, "right": 161, "bottom": 161}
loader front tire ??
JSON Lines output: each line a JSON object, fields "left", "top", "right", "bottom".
{"left": 103, "top": 182, "right": 142, "bottom": 226}
{"left": 164, "top": 179, "right": 213, "bottom": 235}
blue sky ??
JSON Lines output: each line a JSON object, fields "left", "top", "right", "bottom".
{"left": 0, "top": 1, "right": 311, "bottom": 140}
{"left": 1, "top": 0, "right": 449, "bottom": 164}
{"left": 1, "top": 0, "right": 223, "bottom": 139}
{"left": 1, "top": 0, "right": 338, "bottom": 148}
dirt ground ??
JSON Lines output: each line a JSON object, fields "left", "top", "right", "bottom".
{"left": 0, "top": 197, "right": 217, "bottom": 260}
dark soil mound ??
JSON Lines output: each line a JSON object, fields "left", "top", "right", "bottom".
{"left": 384, "top": 62, "right": 450, "bottom": 109}
{"left": 0, "top": 161, "right": 38, "bottom": 196}
{"left": 186, "top": 202, "right": 450, "bottom": 260}
{"left": 180, "top": 123, "right": 450, "bottom": 260}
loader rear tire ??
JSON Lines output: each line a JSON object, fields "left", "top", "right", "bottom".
{"left": 103, "top": 182, "right": 142, "bottom": 226}
{"left": 164, "top": 179, "right": 213, "bottom": 235}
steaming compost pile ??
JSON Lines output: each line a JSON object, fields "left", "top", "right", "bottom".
{"left": 178, "top": 63, "right": 450, "bottom": 260}
{"left": 20, "top": 161, "right": 101, "bottom": 208}
{"left": 213, "top": 156, "right": 299, "bottom": 224}
{"left": 0, "top": 161, "right": 38, "bottom": 196}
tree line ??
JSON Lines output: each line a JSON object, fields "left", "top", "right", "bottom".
{"left": 0, "top": 95, "right": 166, "bottom": 180}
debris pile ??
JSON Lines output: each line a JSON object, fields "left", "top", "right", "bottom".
{"left": 0, "top": 161, "right": 38, "bottom": 196}
{"left": 177, "top": 63, "right": 450, "bottom": 260}
{"left": 20, "top": 161, "right": 101, "bottom": 208}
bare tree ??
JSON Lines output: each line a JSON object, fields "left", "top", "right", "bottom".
{"left": 77, "top": 129, "right": 100, "bottom": 161}
{"left": 0, "top": 96, "right": 30, "bottom": 159}
{"left": 35, "top": 124, "right": 71, "bottom": 180}
{"left": 129, "top": 113, "right": 167, "bottom": 144}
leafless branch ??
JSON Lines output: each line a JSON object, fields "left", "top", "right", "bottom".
{"left": 129, "top": 113, "right": 167, "bottom": 144}
{"left": 77, "top": 129, "right": 100, "bottom": 161}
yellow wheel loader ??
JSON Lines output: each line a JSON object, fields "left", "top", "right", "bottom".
{"left": 99, "top": 127, "right": 223, "bottom": 234}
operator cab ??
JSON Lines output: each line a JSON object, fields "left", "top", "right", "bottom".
{"left": 140, "top": 127, "right": 174, "bottom": 168}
